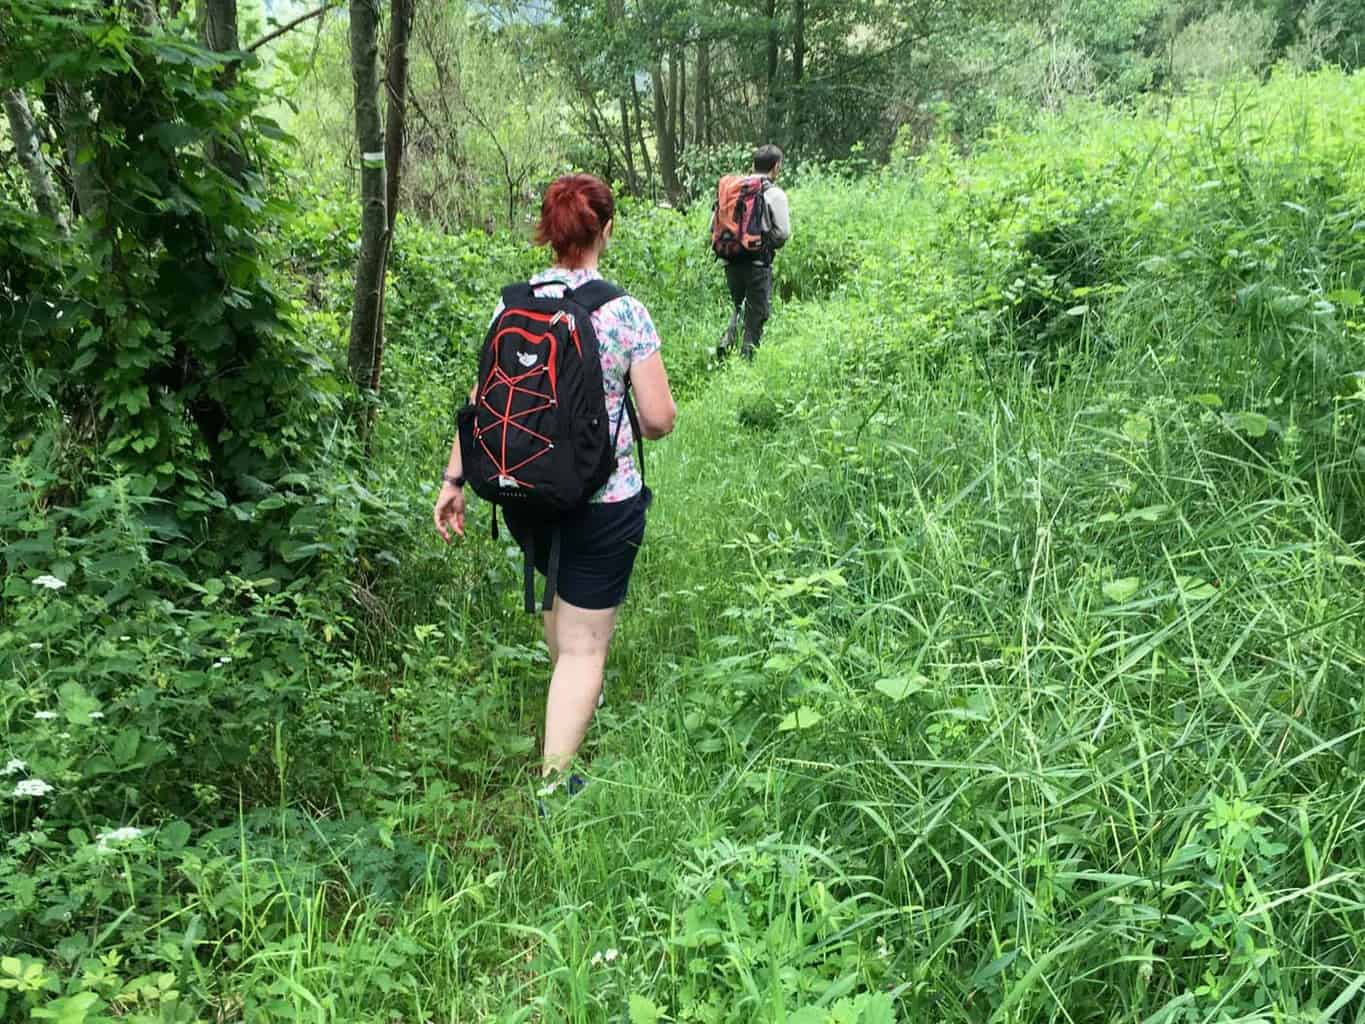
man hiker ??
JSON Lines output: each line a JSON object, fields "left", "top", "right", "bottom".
{"left": 712, "top": 144, "right": 791, "bottom": 361}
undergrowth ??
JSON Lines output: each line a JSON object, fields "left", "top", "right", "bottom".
{"left": 4, "top": 69, "right": 1365, "bottom": 1023}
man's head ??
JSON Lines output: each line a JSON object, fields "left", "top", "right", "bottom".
{"left": 753, "top": 144, "right": 783, "bottom": 178}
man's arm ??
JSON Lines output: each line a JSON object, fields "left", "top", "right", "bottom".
{"left": 767, "top": 186, "right": 791, "bottom": 247}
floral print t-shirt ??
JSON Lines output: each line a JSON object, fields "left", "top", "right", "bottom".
{"left": 488, "top": 268, "right": 662, "bottom": 504}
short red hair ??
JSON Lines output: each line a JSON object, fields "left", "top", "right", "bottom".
{"left": 534, "top": 174, "right": 614, "bottom": 264}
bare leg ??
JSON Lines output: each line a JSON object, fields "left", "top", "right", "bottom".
{"left": 542, "top": 598, "right": 618, "bottom": 776}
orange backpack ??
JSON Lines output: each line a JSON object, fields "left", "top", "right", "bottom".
{"left": 711, "top": 174, "right": 771, "bottom": 261}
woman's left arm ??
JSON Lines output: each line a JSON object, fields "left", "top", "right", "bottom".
{"left": 433, "top": 435, "right": 466, "bottom": 542}
{"left": 433, "top": 384, "right": 477, "bottom": 542}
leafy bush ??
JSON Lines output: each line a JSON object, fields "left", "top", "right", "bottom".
{"left": 1, "top": 1, "right": 347, "bottom": 588}
{"left": 1173, "top": 6, "right": 1277, "bottom": 85}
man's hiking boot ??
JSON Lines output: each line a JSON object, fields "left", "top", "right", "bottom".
{"left": 717, "top": 307, "right": 743, "bottom": 361}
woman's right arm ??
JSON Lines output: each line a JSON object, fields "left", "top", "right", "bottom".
{"left": 631, "top": 350, "right": 676, "bottom": 440}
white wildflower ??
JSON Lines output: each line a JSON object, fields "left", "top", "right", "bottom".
{"left": 119, "top": 635, "right": 131, "bottom": 642}
{"left": 2, "top": 759, "right": 26, "bottom": 776}
{"left": 14, "top": 778, "right": 54, "bottom": 798}
{"left": 32, "top": 575, "right": 66, "bottom": 591}
{"left": 29, "top": 642, "right": 42, "bottom": 650}
{"left": 603, "top": 948, "right": 620, "bottom": 963}
{"left": 590, "top": 952, "right": 603, "bottom": 967}
{"left": 96, "top": 826, "right": 145, "bottom": 850}
{"left": 33, "top": 711, "right": 58, "bottom": 721}
{"left": 88, "top": 711, "right": 105, "bottom": 720}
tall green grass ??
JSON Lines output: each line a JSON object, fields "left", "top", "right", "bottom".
{"left": 89, "top": 69, "right": 1365, "bottom": 1022}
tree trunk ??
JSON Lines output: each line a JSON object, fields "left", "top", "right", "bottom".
{"left": 54, "top": 84, "right": 104, "bottom": 222}
{"left": 347, "top": 0, "right": 387, "bottom": 395}
{"left": 653, "top": 58, "right": 680, "bottom": 201}
{"left": 764, "top": 0, "right": 779, "bottom": 139}
{"left": 630, "top": 73, "right": 653, "bottom": 196}
{"left": 383, "top": 0, "right": 413, "bottom": 234}
{"left": 41, "top": 84, "right": 77, "bottom": 211}
{"left": 675, "top": 46, "right": 686, "bottom": 159}
{"left": 366, "top": 0, "right": 414, "bottom": 409}
{"left": 619, "top": 93, "right": 638, "bottom": 193}
{"left": 791, "top": 0, "right": 804, "bottom": 140}
{"left": 198, "top": 0, "right": 246, "bottom": 179}
{"left": 200, "top": 0, "right": 238, "bottom": 52}
{"left": 4, "top": 89, "right": 67, "bottom": 230}
{"left": 695, "top": 37, "right": 709, "bottom": 148}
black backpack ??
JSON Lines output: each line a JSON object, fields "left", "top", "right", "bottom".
{"left": 457, "top": 279, "right": 643, "bottom": 612}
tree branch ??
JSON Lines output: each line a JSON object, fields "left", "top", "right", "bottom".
{"left": 247, "top": 1, "right": 339, "bottom": 51}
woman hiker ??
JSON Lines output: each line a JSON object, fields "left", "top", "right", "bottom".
{"left": 433, "top": 173, "right": 678, "bottom": 796}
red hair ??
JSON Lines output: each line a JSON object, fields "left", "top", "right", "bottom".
{"left": 534, "top": 174, "right": 614, "bottom": 264}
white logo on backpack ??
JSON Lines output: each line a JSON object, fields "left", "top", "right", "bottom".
{"left": 517, "top": 351, "right": 538, "bottom": 367}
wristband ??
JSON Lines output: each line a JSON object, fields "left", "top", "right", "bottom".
{"left": 442, "top": 473, "right": 465, "bottom": 488}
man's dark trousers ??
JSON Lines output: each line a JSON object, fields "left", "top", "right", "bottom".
{"left": 722, "top": 261, "right": 773, "bottom": 359}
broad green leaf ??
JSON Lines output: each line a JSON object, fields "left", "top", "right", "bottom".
{"left": 859, "top": 993, "right": 896, "bottom": 1024}
{"left": 1122, "top": 415, "right": 1151, "bottom": 443}
{"left": 628, "top": 995, "right": 660, "bottom": 1024}
{"left": 160, "top": 821, "right": 192, "bottom": 852}
{"left": 1223, "top": 411, "right": 1270, "bottom": 438}
{"left": 113, "top": 728, "right": 140, "bottom": 766}
{"left": 1190, "top": 393, "right": 1223, "bottom": 408}
{"left": 1102, "top": 577, "right": 1141, "bottom": 603}
{"left": 31, "top": 991, "right": 99, "bottom": 1023}
{"left": 874, "top": 674, "right": 926, "bottom": 701}
{"left": 1125, "top": 505, "right": 1169, "bottom": 523}
{"left": 1176, "top": 576, "right": 1216, "bottom": 600}
{"left": 778, "top": 707, "right": 823, "bottom": 731}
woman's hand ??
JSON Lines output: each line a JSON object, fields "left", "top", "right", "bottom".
{"left": 433, "top": 482, "right": 466, "bottom": 542}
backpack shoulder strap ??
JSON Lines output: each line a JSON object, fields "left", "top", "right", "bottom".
{"left": 500, "top": 282, "right": 537, "bottom": 308}
{"left": 569, "top": 279, "right": 626, "bottom": 313}
{"left": 625, "top": 380, "right": 646, "bottom": 484}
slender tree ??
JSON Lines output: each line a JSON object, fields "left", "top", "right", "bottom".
{"left": 653, "top": 57, "right": 681, "bottom": 200}
{"left": 53, "top": 84, "right": 103, "bottom": 220}
{"left": 367, "top": 0, "right": 415, "bottom": 409}
{"left": 676, "top": 43, "right": 686, "bottom": 154}
{"left": 764, "top": 0, "right": 779, "bottom": 137}
{"left": 198, "top": 0, "right": 247, "bottom": 179}
{"left": 347, "top": 0, "right": 387, "bottom": 394}
{"left": 3, "top": 88, "right": 67, "bottom": 230}
{"left": 619, "top": 92, "right": 639, "bottom": 192}
{"left": 694, "top": 36, "right": 709, "bottom": 147}
{"left": 630, "top": 73, "right": 653, "bottom": 194}
{"left": 199, "top": 0, "right": 238, "bottom": 50}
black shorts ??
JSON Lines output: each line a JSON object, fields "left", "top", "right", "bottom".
{"left": 502, "top": 488, "right": 651, "bottom": 610}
